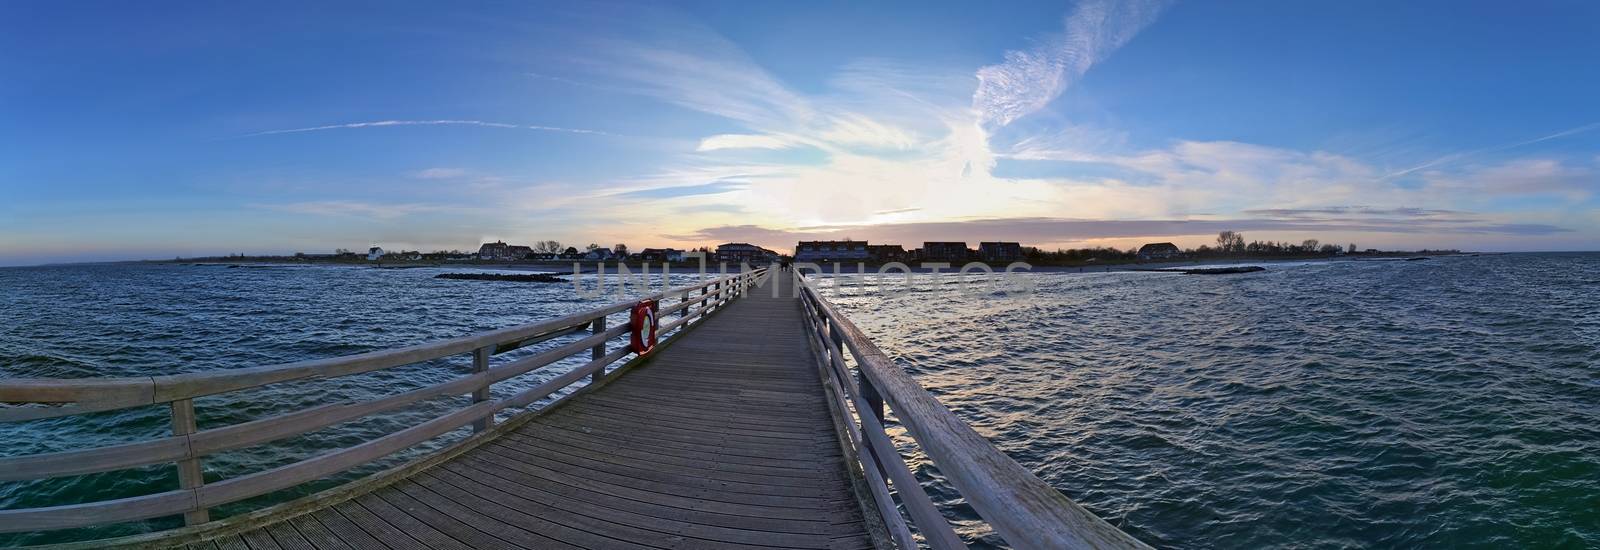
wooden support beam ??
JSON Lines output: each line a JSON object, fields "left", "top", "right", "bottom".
{"left": 170, "top": 398, "right": 209, "bottom": 526}
{"left": 590, "top": 316, "right": 607, "bottom": 384}
{"left": 471, "top": 346, "right": 492, "bottom": 433}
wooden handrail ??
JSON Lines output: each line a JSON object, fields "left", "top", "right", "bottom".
{"left": 796, "top": 271, "right": 1150, "bottom": 550}
{"left": 1, "top": 271, "right": 753, "bottom": 412}
{"left": 0, "top": 268, "right": 768, "bottom": 535}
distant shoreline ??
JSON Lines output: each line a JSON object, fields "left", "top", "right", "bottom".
{"left": 137, "top": 251, "right": 1483, "bottom": 275}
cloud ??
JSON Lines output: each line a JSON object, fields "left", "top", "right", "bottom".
{"left": 675, "top": 203, "right": 747, "bottom": 215}
{"left": 973, "top": 0, "right": 1171, "bottom": 127}
{"left": 1004, "top": 123, "right": 1130, "bottom": 161}
{"left": 818, "top": 113, "right": 918, "bottom": 150}
{"left": 611, "top": 180, "right": 747, "bottom": 200}
{"left": 1382, "top": 121, "right": 1600, "bottom": 180}
{"left": 237, "top": 120, "right": 610, "bottom": 138}
{"left": 1241, "top": 206, "right": 1469, "bottom": 219}
{"left": 582, "top": 27, "right": 814, "bottom": 130}
{"left": 255, "top": 200, "right": 458, "bottom": 219}
{"left": 1427, "top": 158, "right": 1596, "bottom": 197}
{"left": 414, "top": 167, "right": 470, "bottom": 179}
{"left": 696, "top": 134, "right": 798, "bottom": 151}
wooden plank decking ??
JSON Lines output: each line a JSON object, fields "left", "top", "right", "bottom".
{"left": 185, "top": 272, "right": 874, "bottom": 550}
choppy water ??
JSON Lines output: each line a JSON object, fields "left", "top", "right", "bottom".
{"left": 815, "top": 253, "right": 1599, "bottom": 548}
{"left": 1, "top": 255, "right": 1596, "bottom": 548}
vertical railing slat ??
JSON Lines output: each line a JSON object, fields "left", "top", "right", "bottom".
{"left": 169, "top": 398, "right": 209, "bottom": 526}
{"left": 471, "top": 345, "right": 493, "bottom": 433}
{"left": 591, "top": 316, "right": 607, "bottom": 383}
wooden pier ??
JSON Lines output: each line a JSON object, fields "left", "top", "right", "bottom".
{"left": 0, "top": 268, "right": 1148, "bottom": 549}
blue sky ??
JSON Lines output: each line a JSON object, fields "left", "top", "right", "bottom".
{"left": 2, "top": 0, "right": 1597, "bottom": 265}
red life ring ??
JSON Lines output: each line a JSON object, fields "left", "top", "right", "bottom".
{"left": 629, "top": 300, "right": 659, "bottom": 354}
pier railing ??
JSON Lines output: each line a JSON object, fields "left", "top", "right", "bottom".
{"left": 795, "top": 270, "right": 1151, "bottom": 549}
{"left": 0, "top": 268, "right": 767, "bottom": 535}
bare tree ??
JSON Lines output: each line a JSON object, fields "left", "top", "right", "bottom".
{"left": 1216, "top": 231, "right": 1245, "bottom": 253}
{"left": 533, "top": 240, "right": 562, "bottom": 254}
{"left": 585, "top": 243, "right": 601, "bottom": 252}
{"left": 1301, "top": 239, "right": 1319, "bottom": 252}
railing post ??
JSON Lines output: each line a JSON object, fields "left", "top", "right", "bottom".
{"left": 471, "top": 345, "right": 492, "bottom": 433}
{"left": 591, "top": 316, "right": 607, "bottom": 383}
{"left": 839, "top": 329, "right": 886, "bottom": 423}
{"left": 170, "top": 398, "right": 209, "bottom": 526}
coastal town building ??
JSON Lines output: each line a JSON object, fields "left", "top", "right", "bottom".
{"left": 1137, "top": 242, "right": 1182, "bottom": 260}
{"left": 584, "top": 248, "right": 616, "bottom": 261}
{"left": 715, "top": 243, "right": 779, "bottom": 264}
{"left": 866, "top": 244, "right": 907, "bottom": 262}
{"left": 921, "top": 242, "right": 970, "bottom": 262}
{"left": 478, "top": 241, "right": 533, "bottom": 261}
{"left": 794, "top": 240, "right": 869, "bottom": 262}
{"left": 978, "top": 242, "right": 1023, "bottom": 262}
{"left": 637, "top": 248, "right": 686, "bottom": 263}
{"left": 366, "top": 246, "right": 384, "bottom": 261}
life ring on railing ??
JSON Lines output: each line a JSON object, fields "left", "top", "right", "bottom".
{"left": 629, "top": 300, "right": 659, "bottom": 354}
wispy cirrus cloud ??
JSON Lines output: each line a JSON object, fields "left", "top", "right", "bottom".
{"left": 413, "top": 167, "right": 470, "bottom": 179}
{"left": 254, "top": 200, "right": 461, "bottom": 219}
{"left": 237, "top": 119, "right": 611, "bottom": 138}
{"left": 1381, "top": 121, "right": 1600, "bottom": 180}
{"left": 696, "top": 134, "right": 799, "bottom": 151}
{"left": 973, "top": 0, "right": 1171, "bottom": 127}
{"left": 1242, "top": 206, "right": 1468, "bottom": 219}
{"left": 611, "top": 180, "right": 747, "bottom": 199}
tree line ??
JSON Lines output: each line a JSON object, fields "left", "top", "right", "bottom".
{"left": 1018, "top": 231, "right": 1363, "bottom": 263}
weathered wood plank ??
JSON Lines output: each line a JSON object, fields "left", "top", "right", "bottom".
{"left": 288, "top": 514, "right": 353, "bottom": 550}
{"left": 390, "top": 480, "right": 573, "bottom": 550}
{"left": 264, "top": 520, "right": 316, "bottom": 550}
{"left": 342, "top": 495, "right": 465, "bottom": 550}
{"left": 507, "top": 425, "right": 841, "bottom": 480}
{"left": 440, "top": 458, "right": 834, "bottom": 536}
{"left": 369, "top": 487, "right": 509, "bottom": 550}
{"left": 0, "top": 435, "right": 189, "bottom": 482}
{"left": 421, "top": 467, "right": 812, "bottom": 550}
{"left": 454, "top": 450, "right": 828, "bottom": 520}
{"left": 197, "top": 401, "right": 494, "bottom": 508}
{"left": 522, "top": 421, "right": 829, "bottom": 470}
{"left": 0, "top": 489, "right": 195, "bottom": 533}
{"left": 525, "top": 414, "right": 842, "bottom": 462}
{"left": 213, "top": 534, "right": 251, "bottom": 550}
{"left": 482, "top": 439, "right": 849, "bottom": 500}
{"left": 413, "top": 469, "right": 655, "bottom": 550}
{"left": 239, "top": 527, "right": 283, "bottom": 550}
{"left": 497, "top": 431, "right": 843, "bottom": 489}
{"left": 309, "top": 507, "right": 395, "bottom": 550}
